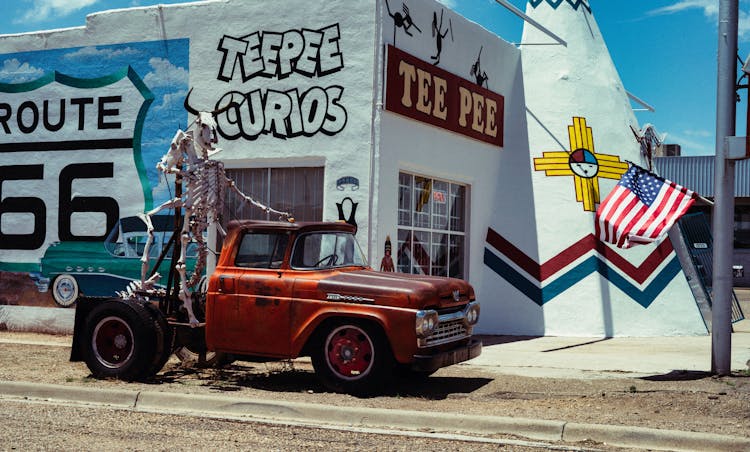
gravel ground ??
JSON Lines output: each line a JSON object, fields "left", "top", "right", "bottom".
{"left": 4, "top": 400, "right": 569, "bottom": 452}
{"left": 0, "top": 332, "right": 749, "bottom": 440}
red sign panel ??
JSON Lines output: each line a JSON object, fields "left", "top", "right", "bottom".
{"left": 385, "top": 45, "right": 504, "bottom": 147}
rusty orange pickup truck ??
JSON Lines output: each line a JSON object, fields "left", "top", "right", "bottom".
{"left": 71, "top": 220, "right": 481, "bottom": 394}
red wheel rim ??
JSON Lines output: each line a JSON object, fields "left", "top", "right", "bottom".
{"left": 92, "top": 316, "right": 134, "bottom": 368}
{"left": 325, "top": 325, "right": 374, "bottom": 380}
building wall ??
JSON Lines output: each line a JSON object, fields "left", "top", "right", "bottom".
{"left": 482, "top": 1, "right": 707, "bottom": 336}
{"left": 0, "top": 0, "right": 378, "bottom": 306}
{"left": 0, "top": 0, "right": 709, "bottom": 337}
{"left": 373, "top": 0, "right": 532, "bottom": 335}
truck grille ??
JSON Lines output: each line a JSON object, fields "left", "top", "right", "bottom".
{"left": 422, "top": 317, "right": 469, "bottom": 347}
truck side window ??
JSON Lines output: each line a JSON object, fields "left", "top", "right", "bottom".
{"left": 235, "top": 232, "right": 289, "bottom": 268}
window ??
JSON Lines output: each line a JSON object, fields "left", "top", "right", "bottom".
{"left": 397, "top": 172, "right": 467, "bottom": 279}
{"left": 224, "top": 167, "right": 324, "bottom": 222}
{"left": 235, "top": 232, "right": 289, "bottom": 268}
{"left": 290, "top": 232, "right": 367, "bottom": 269}
{"left": 735, "top": 205, "right": 750, "bottom": 249}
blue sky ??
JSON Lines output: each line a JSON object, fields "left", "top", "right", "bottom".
{"left": 3, "top": 0, "right": 749, "bottom": 156}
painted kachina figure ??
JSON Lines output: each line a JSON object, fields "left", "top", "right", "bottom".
{"left": 430, "top": 9, "right": 453, "bottom": 66}
{"left": 471, "top": 46, "right": 489, "bottom": 88}
{"left": 385, "top": 0, "right": 421, "bottom": 45}
{"left": 380, "top": 236, "right": 395, "bottom": 272}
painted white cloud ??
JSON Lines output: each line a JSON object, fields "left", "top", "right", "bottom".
{"left": 649, "top": 0, "right": 750, "bottom": 41}
{"left": 0, "top": 58, "right": 45, "bottom": 83}
{"left": 151, "top": 89, "right": 188, "bottom": 114}
{"left": 15, "top": 0, "right": 99, "bottom": 24}
{"left": 150, "top": 173, "right": 178, "bottom": 205}
{"left": 63, "top": 46, "right": 141, "bottom": 60}
{"left": 143, "top": 57, "right": 188, "bottom": 89}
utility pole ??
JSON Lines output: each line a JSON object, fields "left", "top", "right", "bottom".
{"left": 711, "top": 0, "right": 738, "bottom": 376}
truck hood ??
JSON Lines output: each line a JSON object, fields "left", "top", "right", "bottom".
{"left": 314, "top": 270, "right": 473, "bottom": 310}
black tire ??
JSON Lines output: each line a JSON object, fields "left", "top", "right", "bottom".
{"left": 82, "top": 299, "right": 159, "bottom": 381}
{"left": 310, "top": 320, "right": 394, "bottom": 395}
{"left": 142, "top": 303, "right": 174, "bottom": 378}
{"left": 51, "top": 274, "right": 79, "bottom": 308}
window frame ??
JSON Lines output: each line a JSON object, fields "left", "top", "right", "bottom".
{"left": 396, "top": 171, "right": 468, "bottom": 279}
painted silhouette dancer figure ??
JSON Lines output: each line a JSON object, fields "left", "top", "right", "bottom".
{"left": 385, "top": 0, "right": 421, "bottom": 45}
{"left": 471, "top": 46, "right": 489, "bottom": 88}
{"left": 431, "top": 9, "right": 453, "bottom": 66}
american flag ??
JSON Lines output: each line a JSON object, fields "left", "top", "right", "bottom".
{"left": 596, "top": 164, "right": 696, "bottom": 248}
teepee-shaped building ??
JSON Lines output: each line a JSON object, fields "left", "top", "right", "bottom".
{"left": 481, "top": 0, "right": 707, "bottom": 336}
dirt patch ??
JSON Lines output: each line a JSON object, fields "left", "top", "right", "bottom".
{"left": 1, "top": 331, "right": 749, "bottom": 439}
{"left": 0, "top": 272, "right": 56, "bottom": 308}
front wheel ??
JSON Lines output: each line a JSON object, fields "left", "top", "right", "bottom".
{"left": 82, "top": 299, "right": 159, "bottom": 381}
{"left": 311, "top": 321, "right": 394, "bottom": 395}
{"left": 51, "top": 274, "right": 79, "bottom": 307}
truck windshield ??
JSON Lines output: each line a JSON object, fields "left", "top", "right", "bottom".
{"left": 291, "top": 232, "right": 367, "bottom": 269}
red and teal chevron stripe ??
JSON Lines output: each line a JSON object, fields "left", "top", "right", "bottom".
{"left": 483, "top": 228, "right": 682, "bottom": 308}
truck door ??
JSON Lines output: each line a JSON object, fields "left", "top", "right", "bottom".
{"left": 213, "top": 231, "right": 292, "bottom": 356}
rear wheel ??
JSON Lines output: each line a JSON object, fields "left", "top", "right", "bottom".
{"left": 143, "top": 303, "right": 174, "bottom": 377}
{"left": 83, "top": 299, "right": 158, "bottom": 381}
{"left": 311, "top": 321, "right": 394, "bottom": 395}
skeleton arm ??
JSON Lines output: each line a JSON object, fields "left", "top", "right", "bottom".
{"left": 226, "top": 178, "right": 292, "bottom": 221}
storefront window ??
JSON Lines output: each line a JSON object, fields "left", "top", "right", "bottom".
{"left": 225, "top": 167, "right": 324, "bottom": 222}
{"left": 397, "top": 172, "right": 467, "bottom": 279}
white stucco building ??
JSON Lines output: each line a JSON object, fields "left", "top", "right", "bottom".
{"left": 0, "top": 0, "right": 709, "bottom": 336}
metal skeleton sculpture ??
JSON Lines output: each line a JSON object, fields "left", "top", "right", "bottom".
{"left": 631, "top": 123, "right": 663, "bottom": 171}
{"left": 121, "top": 94, "right": 291, "bottom": 325}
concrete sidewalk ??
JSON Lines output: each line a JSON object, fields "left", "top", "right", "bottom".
{"left": 469, "top": 330, "right": 750, "bottom": 379}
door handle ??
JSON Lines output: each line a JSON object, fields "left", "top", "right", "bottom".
{"left": 219, "top": 276, "right": 235, "bottom": 293}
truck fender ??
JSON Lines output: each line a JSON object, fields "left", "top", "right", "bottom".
{"left": 69, "top": 297, "right": 108, "bottom": 362}
{"left": 294, "top": 308, "right": 404, "bottom": 359}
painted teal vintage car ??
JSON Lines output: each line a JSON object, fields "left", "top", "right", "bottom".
{"left": 39, "top": 216, "right": 200, "bottom": 307}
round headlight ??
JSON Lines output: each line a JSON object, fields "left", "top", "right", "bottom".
{"left": 416, "top": 310, "right": 439, "bottom": 337}
{"left": 466, "top": 303, "right": 480, "bottom": 325}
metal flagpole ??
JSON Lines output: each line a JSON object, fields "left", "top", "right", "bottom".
{"left": 711, "top": 0, "right": 738, "bottom": 376}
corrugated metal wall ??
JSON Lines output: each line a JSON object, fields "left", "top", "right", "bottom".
{"left": 654, "top": 156, "right": 750, "bottom": 197}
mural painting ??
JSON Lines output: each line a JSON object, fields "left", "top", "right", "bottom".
{"left": 0, "top": 39, "right": 189, "bottom": 308}
{"left": 533, "top": 117, "right": 628, "bottom": 212}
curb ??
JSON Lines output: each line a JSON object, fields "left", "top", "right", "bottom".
{"left": 0, "top": 306, "right": 74, "bottom": 335}
{"left": 2, "top": 381, "right": 749, "bottom": 451}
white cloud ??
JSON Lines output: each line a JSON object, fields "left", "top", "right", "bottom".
{"left": 143, "top": 57, "right": 188, "bottom": 89}
{"left": 648, "top": 0, "right": 750, "bottom": 41}
{"left": 63, "top": 46, "right": 141, "bottom": 60}
{"left": 662, "top": 129, "right": 715, "bottom": 155}
{"left": 16, "top": 0, "right": 99, "bottom": 24}
{"left": 0, "top": 58, "right": 45, "bottom": 83}
{"left": 648, "top": 0, "right": 717, "bottom": 17}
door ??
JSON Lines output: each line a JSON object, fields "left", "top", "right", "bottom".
{"left": 210, "top": 231, "right": 293, "bottom": 356}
